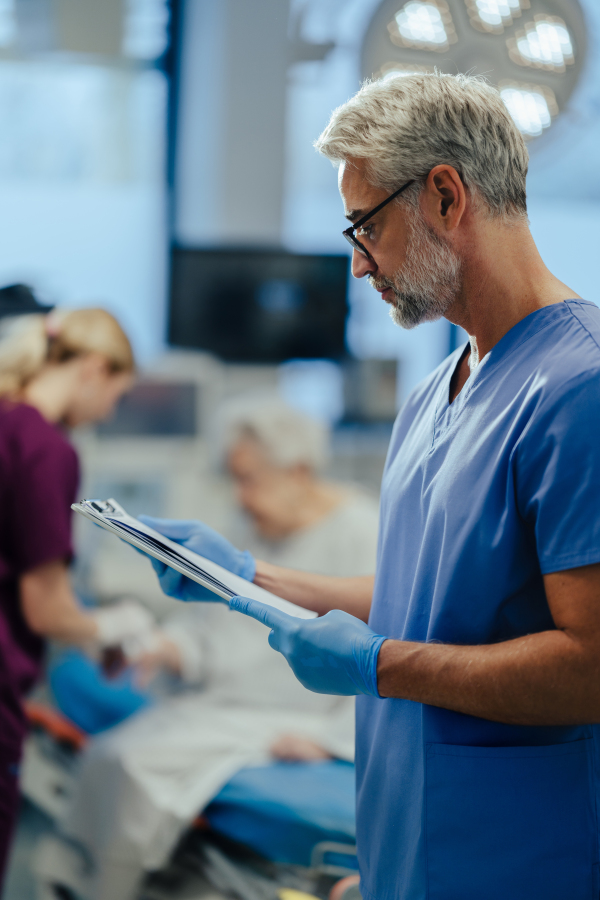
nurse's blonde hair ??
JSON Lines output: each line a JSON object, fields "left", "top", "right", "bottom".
{"left": 0, "top": 308, "right": 134, "bottom": 398}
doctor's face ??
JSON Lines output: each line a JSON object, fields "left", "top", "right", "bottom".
{"left": 339, "top": 159, "right": 462, "bottom": 329}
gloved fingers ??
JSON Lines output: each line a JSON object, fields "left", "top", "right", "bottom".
{"left": 181, "top": 581, "right": 224, "bottom": 603}
{"left": 138, "top": 516, "right": 205, "bottom": 542}
{"left": 148, "top": 556, "right": 168, "bottom": 577}
{"left": 157, "top": 565, "right": 186, "bottom": 598}
{"left": 139, "top": 516, "right": 255, "bottom": 582}
{"left": 147, "top": 551, "right": 222, "bottom": 603}
{"left": 268, "top": 628, "right": 281, "bottom": 652}
{"left": 229, "top": 596, "right": 293, "bottom": 631}
{"left": 188, "top": 583, "right": 223, "bottom": 603}
{"left": 131, "top": 544, "right": 151, "bottom": 558}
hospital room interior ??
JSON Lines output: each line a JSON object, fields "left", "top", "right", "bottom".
{"left": 0, "top": 0, "right": 598, "bottom": 898}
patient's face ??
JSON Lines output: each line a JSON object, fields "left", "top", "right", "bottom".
{"left": 227, "top": 437, "right": 310, "bottom": 540}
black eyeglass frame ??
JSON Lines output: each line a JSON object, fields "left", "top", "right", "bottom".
{"left": 343, "top": 179, "right": 415, "bottom": 261}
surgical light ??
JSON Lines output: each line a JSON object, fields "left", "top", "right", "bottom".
{"left": 388, "top": 1, "right": 457, "bottom": 52}
{"left": 508, "top": 16, "right": 574, "bottom": 72}
{"left": 465, "top": 0, "right": 528, "bottom": 34}
{"left": 363, "top": 0, "right": 585, "bottom": 145}
{"left": 499, "top": 82, "right": 558, "bottom": 137}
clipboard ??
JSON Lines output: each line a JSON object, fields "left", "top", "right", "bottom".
{"left": 72, "top": 498, "right": 316, "bottom": 620}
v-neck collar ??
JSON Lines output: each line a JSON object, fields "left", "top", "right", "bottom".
{"left": 432, "top": 299, "right": 591, "bottom": 443}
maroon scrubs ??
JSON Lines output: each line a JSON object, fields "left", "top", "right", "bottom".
{"left": 0, "top": 401, "right": 78, "bottom": 883}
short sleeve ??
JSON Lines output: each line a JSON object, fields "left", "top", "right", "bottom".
{"left": 11, "top": 414, "right": 79, "bottom": 575}
{"left": 515, "top": 371, "right": 600, "bottom": 575}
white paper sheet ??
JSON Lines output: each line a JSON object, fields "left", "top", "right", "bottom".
{"left": 72, "top": 498, "right": 316, "bottom": 619}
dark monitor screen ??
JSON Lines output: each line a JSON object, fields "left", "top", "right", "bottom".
{"left": 97, "top": 382, "right": 197, "bottom": 437}
{"left": 168, "top": 248, "right": 349, "bottom": 363}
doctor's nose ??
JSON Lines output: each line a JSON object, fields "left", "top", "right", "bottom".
{"left": 351, "top": 247, "right": 377, "bottom": 280}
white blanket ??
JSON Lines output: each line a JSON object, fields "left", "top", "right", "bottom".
{"left": 62, "top": 492, "right": 379, "bottom": 896}
{"left": 65, "top": 688, "right": 355, "bottom": 871}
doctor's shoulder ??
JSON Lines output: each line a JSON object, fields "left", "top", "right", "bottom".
{"left": 528, "top": 301, "right": 600, "bottom": 414}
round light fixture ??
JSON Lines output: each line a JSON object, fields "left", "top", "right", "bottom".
{"left": 388, "top": 1, "right": 458, "bottom": 52}
{"left": 361, "top": 0, "right": 586, "bottom": 140}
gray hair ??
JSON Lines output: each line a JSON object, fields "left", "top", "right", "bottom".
{"left": 315, "top": 72, "right": 529, "bottom": 219}
{"left": 223, "top": 399, "right": 329, "bottom": 472}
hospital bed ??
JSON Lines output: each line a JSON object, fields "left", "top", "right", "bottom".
{"left": 23, "top": 651, "right": 359, "bottom": 900}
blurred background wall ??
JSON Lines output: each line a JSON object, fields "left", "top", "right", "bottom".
{"left": 0, "top": 0, "right": 169, "bottom": 361}
{"left": 0, "top": 0, "right": 597, "bottom": 606}
{"left": 0, "top": 0, "right": 596, "bottom": 381}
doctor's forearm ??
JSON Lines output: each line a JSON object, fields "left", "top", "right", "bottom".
{"left": 376, "top": 629, "right": 600, "bottom": 726}
{"left": 253, "top": 560, "right": 374, "bottom": 621}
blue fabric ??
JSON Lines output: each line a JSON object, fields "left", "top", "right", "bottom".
{"left": 49, "top": 650, "right": 151, "bottom": 734}
{"left": 356, "top": 300, "right": 600, "bottom": 900}
{"left": 205, "top": 760, "right": 356, "bottom": 866}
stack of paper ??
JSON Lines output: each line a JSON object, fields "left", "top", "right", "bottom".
{"left": 72, "top": 498, "right": 316, "bottom": 619}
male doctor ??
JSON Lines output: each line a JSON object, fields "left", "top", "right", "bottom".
{"left": 146, "top": 73, "right": 600, "bottom": 899}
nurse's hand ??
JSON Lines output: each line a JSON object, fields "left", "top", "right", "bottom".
{"left": 91, "top": 599, "right": 155, "bottom": 647}
{"left": 230, "top": 596, "right": 386, "bottom": 696}
{"left": 138, "top": 516, "right": 256, "bottom": 603}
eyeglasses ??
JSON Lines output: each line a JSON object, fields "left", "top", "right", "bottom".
{"left": 343, "top": 179, "right": 415, "bottom": 261}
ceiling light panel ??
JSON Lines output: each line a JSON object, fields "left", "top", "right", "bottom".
{"left": 508, "top": 15, "right": 574, "bottom": 73}
{"left": 361, "top": 0, "right": 586, "bottom": 145}
{"left": 388, "top": 1, "right": 457, "bottom": 52}
{"left": 464, "top": 0, "right": 529, "bottom": 35}
{"left": 499, "top": 80, "right": 558, "bottom": 137}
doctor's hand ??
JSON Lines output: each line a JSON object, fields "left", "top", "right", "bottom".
{"left": 138, "top": 516, "right": 255, "bottom": 603}
{"left": 230, "top": 596, "right": 386, "bottom": 696}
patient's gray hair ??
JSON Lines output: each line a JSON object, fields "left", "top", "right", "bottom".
{"left": 315, "top": 72, "right": 529, "bottom": 219}
{"left": 224, "top": 399, "right": 329, "bottom": 472}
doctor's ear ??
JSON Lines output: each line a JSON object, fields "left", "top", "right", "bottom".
{"left": 422, "top": 165, "right": 467, "bottom": 232}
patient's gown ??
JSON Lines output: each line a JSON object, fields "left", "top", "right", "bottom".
{"left": 63, "top": 491, "right": 379, "bottom": 893}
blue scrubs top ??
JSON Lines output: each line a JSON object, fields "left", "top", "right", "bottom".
{"left": 356, "top": 300, "right": 600, "bottom": 900}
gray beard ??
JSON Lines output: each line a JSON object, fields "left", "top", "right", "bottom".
{"left": 370, "top": 210, "right": 462, "bottom": 330}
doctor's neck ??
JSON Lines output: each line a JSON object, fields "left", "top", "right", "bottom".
{"left": 444, "top": 211, "right": 579, "bottom": 363}
{"left": 342, "top": 160, "right": 579, "bottom": 365}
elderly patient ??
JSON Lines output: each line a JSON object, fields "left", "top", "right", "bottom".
{"left": 59, "top": 401, "right": 379, "bottom": 900}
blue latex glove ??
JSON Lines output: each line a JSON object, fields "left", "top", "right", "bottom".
{"left": 229, "top": 596, "right": 386, "bottom": 696}
{"left": 138, "top": 516, "right": 255, "bottom": 603}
